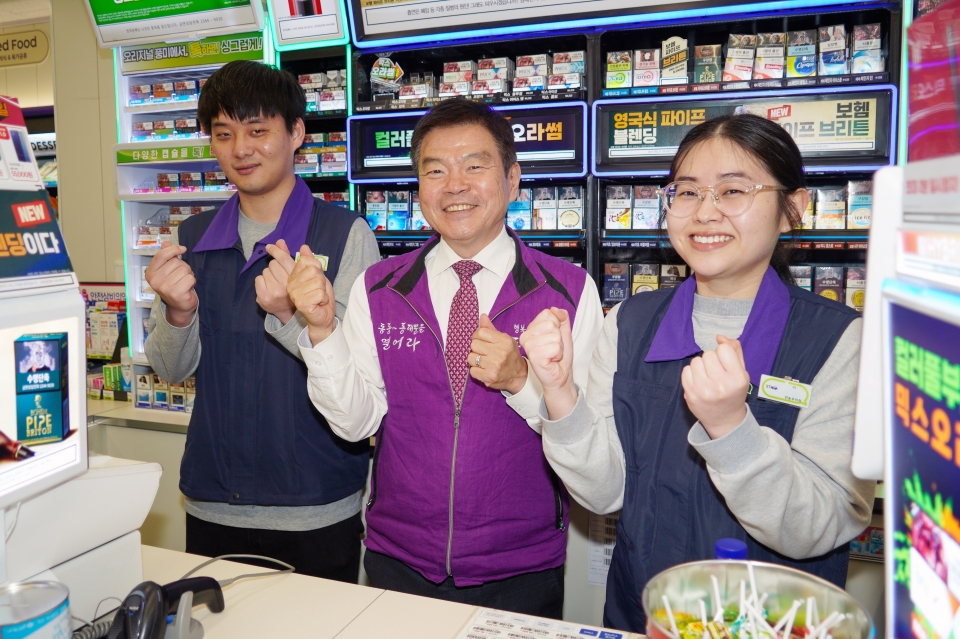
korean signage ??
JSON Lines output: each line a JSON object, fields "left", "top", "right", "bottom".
{"left": 0, "top": 30, "right": 48, "bottom": 68}
{"left": 117, "top": 145, "right": 215, "bottom": 164}
{"left": 595, "top": 89, "right": 892, "bottom": 174}
{"left": 269, "top": 0, "right": 347, "bottom": 49}
{"left": 349, "top": 0, "right": 716, "bottom": 46}
{"left": 351, "top": 102, "right": 584, "bottom": 180}
{"left": 84, "top": 0, "right": 263, "bottom": 48}
{"left": 0, "top": 190, "right": 71, "bottom": 283}
{"left": 119, "top": 32, "right": 264, "bottom": 74}
{"left": 887, "top": 301, "right": 960, "bottom": 639}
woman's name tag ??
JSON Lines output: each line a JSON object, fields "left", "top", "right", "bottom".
{"left": 758, "top": 374, "right": 812, "bottom": 408}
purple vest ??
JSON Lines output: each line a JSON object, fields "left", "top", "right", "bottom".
{"left": 364, "top": 230, "right": 588, "bottom": 586}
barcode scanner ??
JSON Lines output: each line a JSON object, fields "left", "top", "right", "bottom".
{"left": 107, "top": 577, "right": 224, "bottom": 639}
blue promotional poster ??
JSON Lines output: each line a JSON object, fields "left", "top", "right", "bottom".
{"left": 889, "top": 302, "right": 960, "bottom": 639}
{"left": 0, "top": 189, "right": 72, "bottom": 282}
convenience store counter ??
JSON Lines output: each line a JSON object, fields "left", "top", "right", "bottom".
{"left": 87, "top": 398, "right": 190, "bottom": 434}
{"left": 141, "top": 545, "right": 643, "bottom": 639}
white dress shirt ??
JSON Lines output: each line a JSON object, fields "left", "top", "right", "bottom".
{"left": 298, "top": 226, "right": 604, "bottom": 442}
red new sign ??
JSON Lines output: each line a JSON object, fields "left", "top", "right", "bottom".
{"left": 767, "top": 105, "right": 791, "bottom": 120}
{"left": 12, "top": 200, "right": 50, "bottom": 227}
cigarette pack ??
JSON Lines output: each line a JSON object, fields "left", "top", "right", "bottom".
{"left": 479, "top": 57, "right": 514, "bottom": 69}
{"left": 203, "top": 172, "right": 231, "bottom": 190}
{"left": 178, "top": 172, "right": 202, "bottom": 191}
{"left": 507, "top": 189, "right": 533, "bottom": 230}
{"left": 516, "top": 65, "right": 551, "bottom": 78}
{"left": 439, "top": 82, "right": 472, "bottom": 96}
{"left": 726, "top": 34, "right": 757, "bottom": 59}
{"left": 152, "top": 82, "right": 173, "bottom": 100}
{"left": 153, "top": 120, "right": 175, "bottom": 136}
{"left": 132, "top": 121, "right": 153, "bottom": 138}
{"left": 553, "top": 51, "right": 585, "bottom": 64}
{"left": 662, "top": 66, "right": 689, "bottom": 82}
{"left": 606, "top": 71, "right": 633, "bottom": 88}
{"left": 533, "top": 186, "right": 558, "bottom": 230}
{"left": 386, "top": 191, "right": 410, "bottom": 231}
{"left": 174, "top": 80, "right": 197, "bottom": 97}
{"left": 757, "top": 33, "right": 787, "bottom": 57}
{"left": 661, "top": 36, "right": 689, "bottom": 68}
{"left": 632, "top": 185, "right": 660, "bottom": 229}
{"left": 798, "top": 188, "right": 815, "bottom": 229}
{"left": 852, "top": 50, "right": 885, "bottom": 73}
{"left": 130, "top": 84, "right": 151, "bottom": 103}
{"left": 185, "top": 377, "right": 196, "bottom": 414}
{"left": 151, "top": 374, "right": 169, "bottom": 410}
{"left": 753, "top": 58, "right": 785, "bottom": 80}
{"left": 818, "top": 50, "right": 848, "bottom": 76}
{"left": 634, "top": 49, "right": 660, "bottom": 69}
{"left": 471, "top": 80, "right": 510, "bottom": 94}
{"left": 169, "top": 382, "right": 186, "bottom": 412}
{"left": 135, "top": 373, "right": 152, "bottom": 408}
{"left": 847, "top": 181, "right": 872, "bottom": 229}
{"left": 845, "top": 266, "right": 866, "bottom": 311}
{"left": 695, "top": 44, "right": 723, "bottom": 59}
{"left": 302, "top": 133, "right": 325, "bottom": 145}
{"left": 694, "top": 65, "right": 720, "bottom": 84}
{"left": 398, "top": 83, "right": 436, "bottom": 100}
{"left": 819, "top": 25, "right": 846, "bottom": 52}
{"left": 854, "top": 24, "right": 882, "bottom": 50}
{"left": 558, "top": 185, "right": 584, "bottom": 230}
{"left": 789, "top": 265, "right": 813, "bottom": 290}
{"left": 17, "top": 389, "right": 67, "bottom": 444}
{"left": 175, "top": 118, "right": 198, "bottom": 135}
{"left": 633, "top": 69, "right": 660, "bottom": 86}
{"left": 547, "top": 73, "right": 581, "bottom": 89}
{"left": 553, "top": 62, "right": 586, "bottom": 75}
{"left": 443, "top": 61, "right": 476, "bottom": 73}
{"left": 603, "top": 263, "right": 630, "bottom": 304}
{"left": 723, "top": 59, "right": 755, "bottom": 82}
{"left": 517, "top": 54, "right": 550, "bottom": 67}
{"left": 814, "top": 265, "right": 844, "bottom": 302}
{"left": 319, "top": 89, "right": 346, "bottom": 111}
{"left": 298, "top": 73, "right": 327, "bottom": 85}
{"left": 787, "top": 30, "right": 817, "bottom": 56}
{"left": 410, "top": 192, "right": 431, "bottom": 230}
{"left": 659, "top": 264, "right": 689, "bottom": 288}
{"left": 815, "top": 187, "right": 847, "bottom": 229}
{"left": 631, "top": 263, "right": 659, "bottom": 294}
{"left": 605, "top": 185, "right": 632, "bottom": 230}
{"left": 787, "top": 55, "right": 817, "bottom": 77}
{"left": 156, "top": 173, "right": 179, "bottom": 192}
{"left": 443, "top": 71, "right": 474, "bottom": 83}
{"left": 365, "top": 191, "right": 387, "bottom": 230}
{"left": 478, "top": 67, "right": 513, "bottom": 81}
{"left": 328, "top": 132, "right": 347, "bottom": 143}
{"left": 607, "top": 51, "right": 633, "bottom": 71}
{"left": 513, "top": 76, "right": 545, "bottom": 91}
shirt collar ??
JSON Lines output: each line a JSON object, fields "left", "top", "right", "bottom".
{"left": 645, "top": 265, "right": 791, "bottom": 386}
{"left": 193, "top": 177, "right": 314, "bottom": 275}
{"left": 427, "top": 225, "right": 513, "bottom": 280}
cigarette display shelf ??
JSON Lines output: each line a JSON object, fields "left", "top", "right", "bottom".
{"left": 122, "top": 98, "right": 200, "bottom": 115}
{"left": 597, "top": 5, "right": 901, "bottom": 100}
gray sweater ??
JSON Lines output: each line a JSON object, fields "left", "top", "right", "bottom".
{"left": 144, "top": 211, "right": 380, "bottom": 531}
{"left": 541, "top": 293, "right": 875, "bottom": 559}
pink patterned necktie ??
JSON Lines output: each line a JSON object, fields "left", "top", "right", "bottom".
{"left": 445, "top": 260, "right": 483, "bottom": 408}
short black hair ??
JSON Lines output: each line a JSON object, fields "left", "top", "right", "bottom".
{"left": 410, "top": 98, "right": 517, "bottom": 175}
{"left": 197, "top": 60, "right": 305, "bottom": 134}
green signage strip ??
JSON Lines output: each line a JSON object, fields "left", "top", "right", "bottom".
{"left": 120, "top": 32, "right": 264, "bottom": 74}
{"left": 85, "top": 0, "right": 263, "bottom": 48}
{"left": 117, "top": 145, "right": 215, "bottom": 164}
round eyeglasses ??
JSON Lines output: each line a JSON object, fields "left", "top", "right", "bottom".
{"left": 657, "top": 181, "right": 787, "bottom": 218}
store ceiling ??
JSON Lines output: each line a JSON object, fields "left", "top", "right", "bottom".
{"left": 0, "top": 0, "right": 50, "bottom": 27}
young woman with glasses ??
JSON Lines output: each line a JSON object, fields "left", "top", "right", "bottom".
{"left": 520, "top": 114, "right": 876, "bottom": 633}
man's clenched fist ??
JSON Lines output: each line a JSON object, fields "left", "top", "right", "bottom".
{"left": 256, "top": 238, "right": 297, "bottom": 324}
{"left": 144, "top": 242, "right": 198, "bottom": 327}
{"left": 286, "top": 245, "right": 337, "bottom": 346}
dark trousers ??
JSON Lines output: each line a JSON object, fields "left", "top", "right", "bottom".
{"left": 185, "top": 512, "right": 363, "bottom": 584}
{"left": 364, "top": 549, "right": 564, "bottom": 619}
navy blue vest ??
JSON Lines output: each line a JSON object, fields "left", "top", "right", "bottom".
{"left": 604, "top": 283, "right": 859, "bottom": 632}
{"left": 176, "top": 198, "right": 370, "bottom": 507}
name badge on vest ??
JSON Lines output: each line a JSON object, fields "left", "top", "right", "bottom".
{"left": 295, "top": 251, "right": 329, "bottom": 270}
{"left": 758, "top": 374, "right": 812, "bottom": 408}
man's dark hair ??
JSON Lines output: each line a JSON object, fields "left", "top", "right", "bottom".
{"left": 410, "top": 98, "right": 517, "bottom": 175}
{"left": 197, "top": 60, "right": 306, "bottom": 134}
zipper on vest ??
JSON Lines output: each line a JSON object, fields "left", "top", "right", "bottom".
{"left": 366, "top": 426, "right": 385, "bottom": 510}
{"left": 549, "top": 469, "right": 565, "bottom": 531}
{"left": 447, "top": 406, "right": 461, "bottom": 576}
{"left": 388, "top": 287, "right": 465, "bottom": 578}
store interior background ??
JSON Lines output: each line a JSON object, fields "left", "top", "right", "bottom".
{"left": 0, "top": 0, "right": 886, "bottom": 629}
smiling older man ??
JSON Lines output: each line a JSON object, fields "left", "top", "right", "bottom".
{"left": 284, "top": 99, "right": 603, "bottom": 616}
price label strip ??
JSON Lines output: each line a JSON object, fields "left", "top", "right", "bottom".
{"left": 456, "top": 608, "right": 630, "bottom": 639}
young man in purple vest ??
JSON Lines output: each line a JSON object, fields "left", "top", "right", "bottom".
{"left": 285, "top": 99, "right": 603, "bottom": 617}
